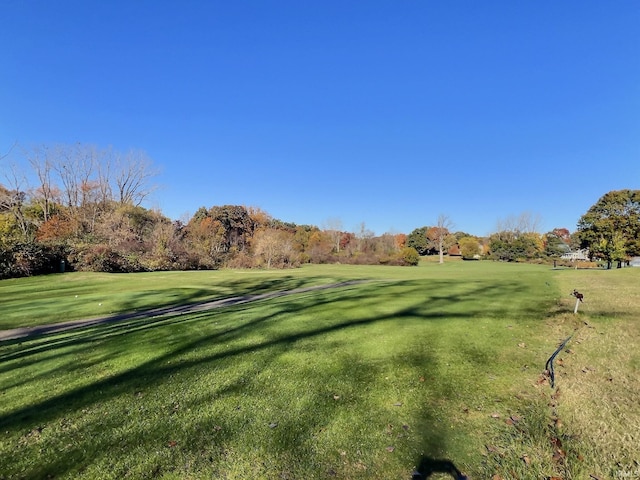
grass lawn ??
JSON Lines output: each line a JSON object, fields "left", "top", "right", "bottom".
{"left": 0, "top": 262, "right": 638, "bottom": 479}
{"left": 0, "top": 268, "right": 362, "bottom": 330}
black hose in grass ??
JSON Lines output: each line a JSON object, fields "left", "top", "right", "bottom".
{"left": 545, "top": 334, "right": 573, "bottom": 389}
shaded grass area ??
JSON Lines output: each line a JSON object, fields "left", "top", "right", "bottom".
{"left": 1, "top": 262, "right": 568, "bottom": 479}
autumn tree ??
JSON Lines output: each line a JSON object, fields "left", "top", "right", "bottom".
{"left": 355, "top": 222, "right": 375, "bottom": 254}
{"left": 427, "top": 214, "right": 455, "bottom": 264}
{"left": 252, "top": 227, "right": 297, "bottom": 268}
{"left": 398, "top": 246, "right": 420, "bottom": 266}
{"left": 543, "top": 229, "right": 571, "bottom": 257}
{"left": 208, "top": 205, "right": 255, "bottom": 253}
{"left": 184, "top": 205, "right": 255, "bottom": 267}
{"left": 577, "top": 189, "right": 640, "bottom": 268}
{"left": 323, "top": 217, "right": 343, "bottom": 253}
{"left": 489, "top": 213, "right": 544, "bottom": 261}
{"left": 36, "top": 214, "right": 77, "bottom": 243}
{"left": 292, "top": 225, "right": 313, "bottom": 251}
{"left": 458, "top": 236, "right": 481, "bottom": 259}
{"left": 340, "top": 232, "right": 356, "bottom": 254}
{"left": 307, "top": 230, "right": 333, "bottom": 263}
{"left": 25, "top": 143, "right": 160, "bottom": 238}
{"left": 27, "top": 145, "right": 58, "bottom": 223}
{"left": 0, "top": 166, "right": 35, "bottom": 242}
{"left": 376, "top": 233, "right": 398, "bottom": 256}
{"left": 407, "top": 227, "right": 431, "bottom": 255}
{"left": 496, "top": 212, "right": 542, "bottom": 235}
{"left": 137, "top": 214, "right": 189, "bottom": 271}
{"left": 552, "top": 228, "right": 571, "bottom": 243}
{"left": 0, "top": 142, "right": 163, "bottom": 277}
{"left": 247, "top": 206, "right": 272, "bottom": 229}
{"left": 185, "top": 214, "right": 227, "bottom": 268}
{"left": 113, "top": 149, "right": 159, "bottom": 206}
{"left": 394, "top": 233, "right": 407, "bottom": 250}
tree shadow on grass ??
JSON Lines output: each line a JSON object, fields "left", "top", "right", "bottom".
{"left": 0, "top": 272, "right": 360, "bottom": 332}
{"left": 0, "top": 277, "right": 367, "bottom": 362}
{"left": 0, "top": 276, "right": 536, "bottom": 478}
{"left": 1, "top": 277, "right": 530, "bottom": 424}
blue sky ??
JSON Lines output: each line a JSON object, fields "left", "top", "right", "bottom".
{"left": 2, "top": 1, "right": 639, "bottom": 236}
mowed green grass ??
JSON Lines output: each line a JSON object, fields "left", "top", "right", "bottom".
{"left": 0, "top": 268, "right": 362, "bottom": 330}
{"left": 0, "top": 262, "right": 637, "bottom": 479}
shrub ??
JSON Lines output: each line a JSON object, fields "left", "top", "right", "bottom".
{"left": 225, "top": 251, "right": 254, "bottom": 269}
{"left": 0, "top": 243, "right": 67, "bottom": 279}
{"left": 398, "top": 247, "right": 420, "bottom": 266}
{"left": 80, "top": 245, "right": 129, "bottom": 273}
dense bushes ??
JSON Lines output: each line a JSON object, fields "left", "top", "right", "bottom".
{"left": 0, "top": 243, "right": 67, "bottom": 279}
{"left": 398, "top": 247, "right": 420, "bottom": 265}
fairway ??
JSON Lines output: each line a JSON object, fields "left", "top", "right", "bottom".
{"left": 1, "top": 262, "right": 638, "bottom": 479}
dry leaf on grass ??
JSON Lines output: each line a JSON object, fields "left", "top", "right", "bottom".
{"left": 552, "top": 449, "right": 566, "bottom": 463}
{"left": 550, "top": 437, "right": 563, "bottom": 449}
{"left": 536, "top": 374, "right": 549, "bottom": 386}
{"left": 485, "top": 445, "right": 500, "bottom": 454}
{"left": 550, "top": 417, "right": 563, "bottom": 429}
{"left": 506, "top": 414, "right": 522, "bottom": 425}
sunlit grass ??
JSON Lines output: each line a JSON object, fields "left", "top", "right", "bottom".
{"left": 482, "top": 267, "right": 640, "bottom": 479}
{"left": 1, "top": 262, "right": 637, "bottom": 479}
{"left": 0, "top": 267, "right": 357, "bottom": 330}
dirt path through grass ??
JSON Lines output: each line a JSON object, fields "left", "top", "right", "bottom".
{"left": 0, "top": 280, "right": 366, "bottom": 342}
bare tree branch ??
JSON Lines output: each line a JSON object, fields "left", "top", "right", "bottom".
{"left": 0, "top": 141, "right": 18, "bottom": 161}
{"left": 434, "top": 214, "right": 454, "bottom": 264}
{"left": 0, "top": 163, "right": 33, "bottom": 241}
{"left": 114, "top": 149, "right": 159, "bottom": 206}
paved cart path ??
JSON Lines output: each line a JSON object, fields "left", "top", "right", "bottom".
{"left": 0, "top": 280, "right": 366, "bottom": 342}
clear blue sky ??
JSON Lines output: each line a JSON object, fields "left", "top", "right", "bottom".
{"left": 2, "top": 1, "right": 639, "bottom": 236}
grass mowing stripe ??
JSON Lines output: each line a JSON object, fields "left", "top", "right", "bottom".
{"left": 0, "top": 268, "right": 359, "bottom": 330}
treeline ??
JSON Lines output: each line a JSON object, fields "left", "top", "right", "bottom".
{"left": 4, "top": 143, "right": 634, "bottom": 278}
{"left": 479, "top": 191, "right": 640, "bottom": 268}
{"left": 406, "top": 221, "right": 578, "bottom": 263}
{"left": 0, "top": 144, "right": 422, "bottom": 278}
{"left": 0, "top": 199, "right": 421, "bottom": 278}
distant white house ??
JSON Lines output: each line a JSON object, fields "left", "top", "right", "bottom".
{"left": 630, "top": 257, "right": 640, "bottom": 267}
{"left": 561, "top": 249, "right": 590, "bottom": 261}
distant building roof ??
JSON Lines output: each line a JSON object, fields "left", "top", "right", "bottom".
{"left": 560, "top": 249, "right": 589, "bottom": 261}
